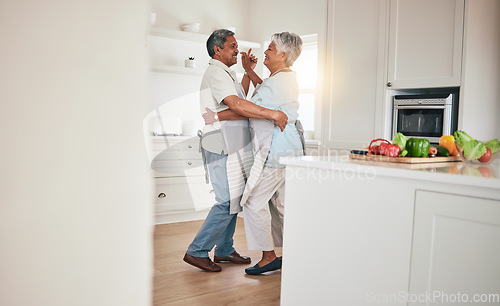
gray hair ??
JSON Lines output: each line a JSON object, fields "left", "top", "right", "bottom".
{"left": 206, "top": 29, "right": 235, "bottom": 58}
{"left": 271, "top": 32, "right": 303, "bottom": 66}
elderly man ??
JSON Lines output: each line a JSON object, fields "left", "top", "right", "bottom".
{"left": 183, "top": 29, "right": 288, "bottom": 272}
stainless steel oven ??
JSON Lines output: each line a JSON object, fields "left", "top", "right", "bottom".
{"left": 392, "top": 93, "right": 458, "bottom": 143}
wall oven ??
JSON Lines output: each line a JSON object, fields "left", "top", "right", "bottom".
{"left": 392, "top": 93, "right": 458, "bottom": 143}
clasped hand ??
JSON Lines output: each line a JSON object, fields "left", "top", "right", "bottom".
{"left": 240, "top": 48, "right": 258, "bottom": 72}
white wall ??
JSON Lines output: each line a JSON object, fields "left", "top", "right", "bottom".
{"left": 147, "top": 35, "right": 207, "bottom": 135}
{"left": 460, "top": 0, "right": 500, "bottom": 140}
{"left": 248, "top": 0, "right": 328, "bottom": 139}
{"left": 151, "top": 0, "right": 251, "bottom": 39}
{"left": 0, "top": 1, "right": 152, "bottom": 306}
{"left": 247, "top": 0, "right": 328, "bottom": 42}
{"left": 149, "top": 0, "right": 327, "bottom": 64}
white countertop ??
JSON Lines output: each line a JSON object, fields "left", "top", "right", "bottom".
{"left": 149, "top": 135, "right": 320, "bottom": 144}
{"left": 281, "top": 154, "right": 500, "bottom": 190}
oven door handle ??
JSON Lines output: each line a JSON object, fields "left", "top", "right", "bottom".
{"left": 394, "top": 105, "right": 446, "bottom": 109}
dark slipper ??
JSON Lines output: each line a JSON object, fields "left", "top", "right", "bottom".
{"left": 244, "top": 257, "right": 282, "bottom": 275}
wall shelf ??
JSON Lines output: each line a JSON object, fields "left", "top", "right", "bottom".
{"left": 149, "top": 27, "right": 261, "bottom": 49}
{"left": 151, "top": 65, "right": 205, "bottom": 75}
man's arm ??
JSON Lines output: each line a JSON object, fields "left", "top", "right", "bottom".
{"left": 203, "top": 108, "right": 245, "bottom": 124}
{"left": 223, "top": 95, "right": 288, "bottom": 131}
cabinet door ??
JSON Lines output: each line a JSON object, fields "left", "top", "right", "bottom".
{"left": 410, "top": 190, "right": 500, "bottom": 305}
{"left": 150, "top": 136, "right": 205, "bottom": 176}
{"left": 154, "top": 177, "right": 215, "bottom": 213}
{"left": 148, "top": 136, "right": 200, "bottom": 162}
{"left": 152, "top": 159, "right": 205, "bottom": 177}
{"left": 387, "top": 0, "right": 464, "bottom": 89}
{"left": 322, "top": 0, "right": 388, "bottom": 149}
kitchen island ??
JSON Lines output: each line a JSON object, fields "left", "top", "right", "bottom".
{"left": 279, "top": 154, "right": 500, "bottom": 305}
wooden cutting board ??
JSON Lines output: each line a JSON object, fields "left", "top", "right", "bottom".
{"left": 349, "top": 153, "right": 462, "bottom": 164}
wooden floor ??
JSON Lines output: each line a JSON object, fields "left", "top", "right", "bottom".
{"left": 153, "top": 218, "right": 282, "bottom": 305}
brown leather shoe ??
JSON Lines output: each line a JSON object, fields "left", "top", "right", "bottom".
{"left": 214, "top": 251, "right": 251, "bottom": 264}
{"left": 183, "top": 253, "right": 222, "bottom": 272}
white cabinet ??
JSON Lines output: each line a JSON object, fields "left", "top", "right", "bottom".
{"left": 279, "top": 157, "right": 500, "bottom": 305}
{"left": 321, "top": 0, "right": 388, "bottom": 149}
{"left": 154, "top": 177, "right": 214, "bottom": 214}
{"left": 322, "top": 0, "right": 467, "bottom": 149}
{"left": 150, "top": 136, "right": 215, "bottom": 224}
{"left": 409, "top": 190, "right": 500, "bottom": 304}
{"left": 387, "top": 0, "right": 464, "bottom": 89}
{"left": 280, "top": 160, "right": 416, "bottom": 305}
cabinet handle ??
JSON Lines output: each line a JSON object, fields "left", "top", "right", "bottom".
{"left": 187, "top": 161, "right": 192, "bottom": 165}
{"left": 387, "top": 82, "right": 392, "bottom": 87}
{"left": 188, "top": 145, "right": 193, "bottom": 148}
{"left": 158, "top": 193, "right": 166, "bottom": 198}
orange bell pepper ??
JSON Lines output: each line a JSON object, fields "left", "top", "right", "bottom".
{"left": 439, "top": 135, "right": 458, "bottom": 156}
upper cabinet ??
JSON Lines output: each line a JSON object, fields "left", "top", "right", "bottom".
{"left": 387, "top": 0, "right": 465, "bottom": 89}
{"left": 321, "top": 0, "right": 389, "bottom": 149}
{"left": 321, "top": 0, "right": 466, "bottom": 149}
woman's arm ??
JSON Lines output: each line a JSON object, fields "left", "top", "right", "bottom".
{"left": 245, "top": 69, "right": 263, "bottom": 87}
{"left": 241, "top": 74, "right": 251, "bottom": 96}
{"left": 241, "top": 49, "right": 263, "bottom": 87}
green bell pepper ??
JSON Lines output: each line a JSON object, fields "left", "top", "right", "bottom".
{"left": 406, "top": 138, "right": 430, "bottom": 157}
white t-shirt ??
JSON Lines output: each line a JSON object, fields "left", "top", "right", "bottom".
{"left": 199, "top": 59, "right": 246, "bottom": 135}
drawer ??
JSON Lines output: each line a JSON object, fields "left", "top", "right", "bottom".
{"left": 154, "top": 177, "right": 215, "bottom": 213}
{"left": 147, "top": 136, "right": 200, "bottom": 162}
{"left": 153, "top": 142, "right": 200, "bottom": 161}
{"left": 154, "top": 148, "right": 201, "bottom": 161}
{"left": 152, "top": 159, "right": 205, "bottom": 177}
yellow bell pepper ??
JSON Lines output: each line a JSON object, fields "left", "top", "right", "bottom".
{"left": 439, "top": 135, "right": 458, "bottom": 156}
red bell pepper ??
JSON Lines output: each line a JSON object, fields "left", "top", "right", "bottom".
{"left": 368, "top": 138, "right": 391, "bottom": 155}
{"left": 379, "top": 142, "right": 401, "bottom": 157}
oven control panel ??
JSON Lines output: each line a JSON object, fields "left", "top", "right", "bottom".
{"left": 395, "top": 98, "right": 450, "bottom": 105}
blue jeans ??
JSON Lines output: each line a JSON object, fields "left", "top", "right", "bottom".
{"left": 186, "top": 150, "right": 237, "bottom": 258}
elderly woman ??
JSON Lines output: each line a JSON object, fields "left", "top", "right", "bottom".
{"left": 204, "top": 32, "right": 304, "bottom": 275}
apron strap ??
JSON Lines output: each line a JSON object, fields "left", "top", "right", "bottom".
{"left": 295, "top": 120, "right": 306, "bottom": 155}
{"left": 197, "top": 130, "right": 210, "bottom": 184}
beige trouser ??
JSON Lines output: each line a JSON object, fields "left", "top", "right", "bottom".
{"left": 243, "top": 167, "right": 286, "bottom": 251}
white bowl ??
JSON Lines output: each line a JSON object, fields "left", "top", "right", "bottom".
{"left": 181, "top": 23, "right": 200, "bottom": 33}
